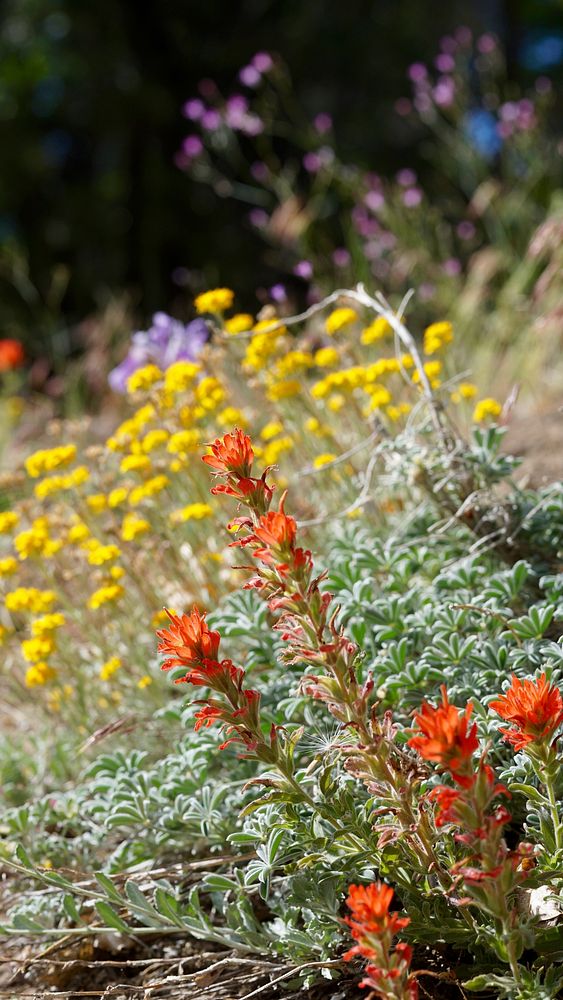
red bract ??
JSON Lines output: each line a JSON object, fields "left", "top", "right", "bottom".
{"left": 0, "top": 338, "right": 24, "bottom": 372}
{"left": 428, "top": 785, "right": 463, "bottom": 827}
{"left": 489, "top": 673, "right": 563, "bottom": 751}
{"left": 407, "top": 686, "right": 479, "bottom": 784}
{"left": 345, "top": 882, "right": 410, "bottom": 941}
{"left": 194, "top": 705, "right": 223, "bottom": 731}
{"left": 202, "top": 428, "right": 254, "bottom": 476}
{"left": 175, "top": 657, "right": 244, "bottom": 690}
{"left": 156, "top": 607, "right": 221, "bottom": 671}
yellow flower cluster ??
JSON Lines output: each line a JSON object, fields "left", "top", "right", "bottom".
{"left": 24, "top": 445, "right": 77, "bottom": 479}
{"left": 34, "top": 465, "right": 90, "bottom": 500}
{"left": 170, "top": 503, "right": 213, "bottom": 523}
{"left": 325, "top": 307, "right": 358, "bottom": 335}
{"left": 194, "top": 287, "right": 234, "bottom": 314}
{"left": 473, "top": 397, "right": 502, "bottom": 422}
{"left": 5, "top": 588, "right": 56, "bottom": 613}
{"left": 423, "top": 321, "right": 454, "bottom": 355}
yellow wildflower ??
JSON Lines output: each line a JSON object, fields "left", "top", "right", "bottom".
{"left": 450, "top": 382, "right": 477, "bottom": 404}
{"left": 314, "top": 347, "right": 340, "bottom": 368}
{"left": 121, "top": 513, "right": 150, "bottom": 541}
{"left": 24, "top": 444, "right": 77, "bottom": 479}
{"left": 21, "top": 635, "right": 55, "bottom": 663}
{"left": 6, "top": 588, "right": 56, "bottom": 614}
{"left": 386, "top": 403, "right": 412, "bottom": 422}
{"left": 195, "top": 376, "right": 225, "bottom": 411}
{"left": 313, "top": 453, "right": 337, "bottom": 469}
{"left": 473, "top": 398, "right": 502, "bottom": 423}
{"left": 87, "top": 543, "right": 121, "bottom": 566}
{"left": 14, "top": 517, "right": 50, "bottom": 560}
{"left": 167, "top": 429, "right": 201, "bottom": 455}
{"left": 128, "top": 475, "right": 169, "bottom": 506}
{"left": 68, "top": 521, "right": 90, "bottom": 544}
{"left": 275, "top": 351, "right": 313, "bottom": 378}
{"left": 224, "top": 313, "right": 253, "bottom": 334}
{"left": 361, "top": 317, "right": 392, "bottom": 344}
{"left": 0, "top": 556, "right": 17, "bottom": 576}
{"left": 141, "top": 429, "right": 169, "bottom": 453}
{"left": 217, "top": 407, "right": 247, "bottom": 429}
{"left": 137, "top": 675, "right": 153, "bottom": 689}
{"left": 120, "top": 454, "right": 152, "bottom": 475}
{"left": 25, "top": 662, "right": 57, "bottom": 688}
{"left": 325, "top": 307, "right": 358, "bottom": 335}
{"left": 100, "top": 656, "right": 121, "bottom": 681}
{"left": 31, "top": 613, "right": 65, "bottom": 635}
{"left": 412, "top": 360, "right": 442, "bottom": 385}
{"left": 170, "top": 502, "right": 213, "bottom": 523}
{"left": 110, "top": 565, "right": 125, "bottom": 580}
{"left": 164, "top": 361, "right": 201, "bottom": 393}
{"left": 69, "top": 466, "right": 90, "bottom": 487}
{"left": 423, "top": 321, "right": 453, "bottom": 355}
{"left": 327, "top": 394, "right": 345, "bottom": 412}
{"left": 86, "top": 494, "right": 107, "bottom": 514}
{"left": 365, "top": 386, "right": 392, "bottom": 412}
{"left": 267, "top": 379, "right": 301, "bottom": 402}
{"left": 194, "top": 288, "right": 234, "bottom": 314}
{"left": 305, "top": 417, "right": 331, "bottom": 436}
{"left": 263, "top": 436, "right": 294, "bottom": 466}
{"left": 126, "top": 364, "right": 162, "bottom": 394}
{"left": 260, "top": 421, "right": 283, "bottom": 441}
{"left": 88, "top": 584, "right": 124, "bottom": 610}
{"left": 107, "top": 487, "right": 128, "bottom": 508}
{"left": 0, "top": 511, "right": 19, "bottom": 533}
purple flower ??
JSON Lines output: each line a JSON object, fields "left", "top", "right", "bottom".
{"left": 442, "top": 257, "right": 462, "bottom": 276}
{"left": 248, "top": 208, "right": 269, "bottom": 228}
{"left": 396, "top": 168, "right": 417, "bottom": 187}
{"left": 477, "top": 34, "right": 497, "bottom": 54}
{"left": 201, "top": 108, "right": 222, "bottom": 131}
{"left": 435, "top": 53, "right": 455, "bottom": 72}
{"left": 303, "top": 151, "right": 322, "bottom": 173}
{"left": 332, "top": 247, "right": 351, "bottom": 268}
{"left": 313, "top": 112, "right": 333, "bottom": 134}
{"left": 364, "top": 189, "right": 384, "bottom": 212}
{"left": 269, "top": 283, "right": 287, "bottom": 303}
{"left": 402, "top": 187, "right": 422, "bottom": 208}
{"left": 535, "top": 76, "right": 552, "bottom": 94}
{"left": 408, "top": 62, "right": 427, "bottom": 83}
{"left": 181, "top": 135, "right": 204, "bottom": 158}
{"left": 183, "top": 98, "right": 205, "bottom": 121}
{"left": 239, "top": 64, "right": 262, "bottom": 88}
{"left": 252, "top": 51, "right": 273, "bottom": 73}
{"left": 293, "top": 260, "right": 313, "bottom": 280}
{"left": 433, "top": 76, "right": 455, "bottom": 107}
{"left": 108, "top": 314, "right": 210, "bottom": 393}
{"left": 440, "top": 36, "right": 457, "bottom": 54}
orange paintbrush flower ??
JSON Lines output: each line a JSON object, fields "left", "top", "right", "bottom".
{"left": 156, "top": 606, "right": 221, "bottom": 671}
{"left": 0, "top": 338, "right": 24, "bottom": 372}
{"left": 490, "top": 673, "right": 563, "bottom": 751}
{"left": 202, "top": 428, "right": 254, "bottom": 477}
{"left": 407, "top": 686, "right": 479, "bottom": 785}
{"left": 345, "top": 882, "right": 410, "bottom": 942}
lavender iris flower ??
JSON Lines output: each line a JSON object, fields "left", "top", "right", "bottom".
{"left": 109, "top": 313, "right": 210, "bottom": 393}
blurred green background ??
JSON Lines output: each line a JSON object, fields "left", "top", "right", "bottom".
{"left": 1, "top": 0, "right": 562, "bottom": 346}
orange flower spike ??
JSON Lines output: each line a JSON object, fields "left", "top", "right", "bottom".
{"left": 345, "top": 882, "right": 410, "bottom": 939}
{"left": 407, "top": 685, "right": 479, "bottom": 784}
{"left": 156, "top": 606, "right": 221, "bottom": 671}
{"left": 254, "top": 493, "right": 297, "bottom": 550}
{"left": 490, "top": 673, "right": 563, "bottom": 751}
{"left": 202, "top": 428, "right": 254, "bottom": 477}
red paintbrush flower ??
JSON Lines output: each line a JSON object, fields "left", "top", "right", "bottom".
{"left": 0, "top": 338, "right": 24, "bottom": 372}
{"left": 407, "top": 686, "right": 479, "bottom": 785}
{"left": 344, "top": 882, "right": 410, "bottom": 942}
{"left": 489, "top": 673, "right": 563, "bottom": 751}
{"left": 194, "top": 705, "right": 223, "bottom": 731}
{"left": 156, "top": 606, "right": 221, "bottom": 671}
{"left": 202, "top": 428, "right": 253, "bottom": 477}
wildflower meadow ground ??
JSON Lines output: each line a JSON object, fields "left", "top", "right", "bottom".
{"left": 0, "top": 282, "right": 561, "bottom": 1000}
